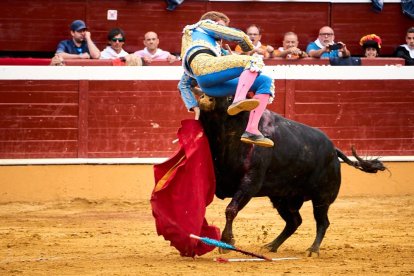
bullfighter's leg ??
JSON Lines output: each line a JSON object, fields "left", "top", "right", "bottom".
{"left": 227, "top": 70, "right": 259, "bottom": 116}
{"left": 306, "top": 202, "right": 330, "bottom": 257}
{"left": 265, "top": 197, "right": 304, "bottom": 252}
{"left": 191, "top": 54, "right": 267, "bottom": 116}
{"left": 241, "top": 93, "right": 274, "bottom": 147}
{"left": 192, "top": 54, "right": 275, "bottom": 147}
{"left": 225, "top": 57, "right": 265, "bottom": 116}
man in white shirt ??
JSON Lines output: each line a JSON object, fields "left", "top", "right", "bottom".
{"left": 100, "top": 28, "right": 129, "bottom": 60}
{"left": 134, "top": 31, "right": 177, "bottom": 64}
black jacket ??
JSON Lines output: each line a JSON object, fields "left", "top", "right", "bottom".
{"left": 394, "top": 46, "right": 414, "bottom": 66}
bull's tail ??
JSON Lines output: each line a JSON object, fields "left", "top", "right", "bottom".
{"left": 336, "top": 146, "right": 386, "bottom": 173}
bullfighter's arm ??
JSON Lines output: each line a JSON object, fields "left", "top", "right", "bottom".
{"left": 178, "top": 73, "right": 198, "bottom": 112}
{"left": 198, "top": 20, "right": 254, "bottom": 52}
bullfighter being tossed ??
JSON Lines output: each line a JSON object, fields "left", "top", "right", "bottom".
{"left": 178, "top": 11, "right": 275, "bottom": 147}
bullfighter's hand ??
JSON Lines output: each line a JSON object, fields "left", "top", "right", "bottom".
{"left": 193, "top": 106, "right": 200, "bottom": 120}
{"left": 224, "top": 44, "right": 234, "bottom": 55}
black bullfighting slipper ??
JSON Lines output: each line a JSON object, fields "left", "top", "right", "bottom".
{"left": 227, "top": 99, "right": 260, "bottom": 116}
{"left": 240, "top": 131, "right": 274, "bottom": 148}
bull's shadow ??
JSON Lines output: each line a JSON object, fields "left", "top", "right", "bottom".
{"left": 198, "top": 94, "right": 385, "bottom": 256}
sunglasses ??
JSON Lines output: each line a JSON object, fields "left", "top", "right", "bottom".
{"left": 111, "top": 37, "right": 125, "bottom": 42}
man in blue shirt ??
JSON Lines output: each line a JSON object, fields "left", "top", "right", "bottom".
{"left": 306, "top": 26, "right": 350, "bottom": 59}
{"left": 55, "top": 20, "right": 100, "bottom": 60}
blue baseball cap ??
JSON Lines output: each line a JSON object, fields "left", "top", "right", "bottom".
{"left": 70, "top": 20, "right": 87, "bottom": 31}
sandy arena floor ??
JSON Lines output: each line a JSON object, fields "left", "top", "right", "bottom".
{"left": 1, "top": 196, "right": 413, "bottom": 275}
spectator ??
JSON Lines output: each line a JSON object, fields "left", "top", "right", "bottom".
{"left": 100, "top": 28, "right": 129, "bottom": 59}
{"left": 394, "top": 27, "right": 414, "bottom": 65}
{"left": 359, "top": 34, "right": 382, "bottom": 58}
{"left": 166, "top": 0, "right": 184, "bottom": 11}
{"left": 178, "top": 11, "right": 275, "bottom": 147}
{"left": 134, "top": 31, "right": 177, "bottom": 64}
{"left": 306, "top": 26, "right": 350, "bottom": 59}
{"left": 234, "top": 25, "right": 274, "bottom": 59}
{"left": 273, "top": 32, "right": 308, "bottom": 59}
{"left": 55, "top": 20, "right": 100, "bottom": 59}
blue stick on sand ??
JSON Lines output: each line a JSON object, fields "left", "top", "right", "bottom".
{"left": 214, "top": 257, "right": 300, "bottom": 263}
{"left": 189, "top": 234, "right": 272, "bottom": 261}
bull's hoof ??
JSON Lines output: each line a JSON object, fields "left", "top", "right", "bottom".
{"left": 218, "top": 238, "right": 235, "bottom": 254}
{"left": 263, "top": 242, "right": 278, "bottom": 252}
{"left": 227, "top": 99, "right": 259, "bottom": 116}
{"left": 305, "top": 249, "right": 320, "bottom": 257}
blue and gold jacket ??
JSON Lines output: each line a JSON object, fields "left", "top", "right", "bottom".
{"left": 181, "top": 19, "right": 254, "bottom": 78}
{"left": 179, "top": 19, "right": 254, "bottom": 110}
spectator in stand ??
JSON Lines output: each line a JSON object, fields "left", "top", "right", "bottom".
{"left": 234, "top": 25, "right": 274, "bottom": 59}
{"left": 100, "top": 28, "right": 129, "bottom": 59}
{"left": 134, "top": 31, "right": 177, "bottom": 64}
{"left": 394, "top": 27, "right": 414, "bottom": 65}
{"left": 273, "top": 32, "right": 308, "bottom": 59}
{"left": 306, "top": 26, "right": 350, "bottom": 59}
{"left": 55, "top": 20, "right": 100, "bottom": 60}
{"left": 166, "top": 0, "right": 184, "bottom": 11}
{"left": 359, "top": 34, "right": 382, "bottom": 58}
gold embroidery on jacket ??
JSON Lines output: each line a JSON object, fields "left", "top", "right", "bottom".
{"left": 190, "top": 54, "right": 255, "bottom": 76}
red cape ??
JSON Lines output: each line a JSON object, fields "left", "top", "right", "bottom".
{"left": 151, "top": 119, "right": 220, "bottom": 257}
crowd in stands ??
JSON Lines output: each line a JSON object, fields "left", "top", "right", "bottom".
{"left": 52, "top": 19, "right": 414, "bottom": 66}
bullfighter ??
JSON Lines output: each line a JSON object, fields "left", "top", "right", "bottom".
{"left": 178, "top": 11, "right": 275, "bottom": 147}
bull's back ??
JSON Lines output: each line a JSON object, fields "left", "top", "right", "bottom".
{"left": 260, "top": 112, "right": 341, "bottom": 198}
{"left": 201, "top": 104, "right": 341, "bottom": 200}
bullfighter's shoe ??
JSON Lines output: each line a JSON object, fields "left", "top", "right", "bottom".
{"left": 240, "top": 131, "right": 274, "bottom": 147}
{"left": 227, "top": 99, "right": 260, "bottom": 116}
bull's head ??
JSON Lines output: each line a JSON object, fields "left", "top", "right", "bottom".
{"left": 198, "top": 94, "right": 236, "bottom": 113}
{"left": 198, "top": 93, "right": 216, "bottom": 111}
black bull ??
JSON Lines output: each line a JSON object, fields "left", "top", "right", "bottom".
{"left": 198, "top": 94, "right": 386, "bottom": 256}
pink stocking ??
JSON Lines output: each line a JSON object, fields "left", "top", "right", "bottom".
{"left": 245, "top": 94, "right": 269, "bottom": 135}
{"left": 233, "top": 70, "right": 258, "bottom": 103}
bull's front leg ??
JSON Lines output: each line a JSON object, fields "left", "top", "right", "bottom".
{"left": 221, "top": 201, "right": 237, "bottom": 246}
{"left": 220, "top": 191, "right": 252, "bottom": 252}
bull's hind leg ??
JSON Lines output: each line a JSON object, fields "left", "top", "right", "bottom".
{"left": 264, "top": 197, "right": 304, "bottom": 252}
{"left": 221, "top": 191, "right": 252, "bottom": 250}
{"left": 306, "top": 202, "right": 330, "bottom": 257}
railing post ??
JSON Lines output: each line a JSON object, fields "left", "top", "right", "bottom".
{"left": 285, "top": 79, "right": 295, "bottom": 120}
{"left": 78, "top": 80, "right": 89, "bottom": 158}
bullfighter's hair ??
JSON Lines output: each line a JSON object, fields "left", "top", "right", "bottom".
{"left": 200, "top": 11, "right": 230, "bottom": 25}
